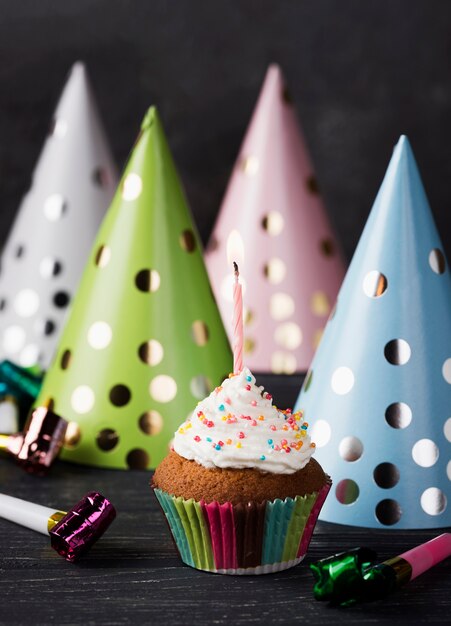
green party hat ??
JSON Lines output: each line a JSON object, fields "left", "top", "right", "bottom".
{"left": 36, "top": 107, "right": 232, "bottom": 469}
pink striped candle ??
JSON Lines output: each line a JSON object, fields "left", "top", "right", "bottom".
{"left": 232, "top": 262, "right": 243, "bottom": 373}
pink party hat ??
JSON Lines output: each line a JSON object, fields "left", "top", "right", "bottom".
{"left": 205, "top": 65, "right": 345, "bottom": 374}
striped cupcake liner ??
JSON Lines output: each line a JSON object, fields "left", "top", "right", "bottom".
{"left": 153, "top": 480, "right": 331, "bottom": 575}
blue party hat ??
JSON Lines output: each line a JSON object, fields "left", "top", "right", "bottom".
{"left": 295, "top": 136, "right": 451, "bottom": 529}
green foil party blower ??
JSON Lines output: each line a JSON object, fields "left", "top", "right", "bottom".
{"left": 310, "top": 534, "right": 451, "bottom": 605}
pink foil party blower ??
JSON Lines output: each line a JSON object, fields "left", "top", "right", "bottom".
{"left": 0, "top": 491, "right": 116, "bottom": 562}
{"left": 311, "top": 534, "right": 451, "bottom": 605}
{"left": 0, "top": 406, "right": 67, "bottom": 475}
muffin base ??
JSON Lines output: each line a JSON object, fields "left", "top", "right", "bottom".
{"left": 154, "top": 479, "right": 331, "bottom": 575}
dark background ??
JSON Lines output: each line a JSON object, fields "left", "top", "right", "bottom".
{"left": 0, "top": 0, "right": 450, "bottom": 261}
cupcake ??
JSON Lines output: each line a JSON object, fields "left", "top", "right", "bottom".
{"left": 152, "top": 368, "right": 331, "bottom": 575}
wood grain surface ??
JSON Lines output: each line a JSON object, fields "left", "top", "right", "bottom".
{"left": 0, "top": 375, "right": 449, "bottom": 625}
{"left": 1, "top": 463, "right": 450, "bottom": 625}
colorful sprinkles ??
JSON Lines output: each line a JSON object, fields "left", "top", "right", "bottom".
{"left": 174, "top": 370, "right": 315, "bottom": 464}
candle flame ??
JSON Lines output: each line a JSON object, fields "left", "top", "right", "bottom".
{"left": 227, "top": 230, "right": 245, "bottom": 267}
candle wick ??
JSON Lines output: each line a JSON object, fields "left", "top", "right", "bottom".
{"left": 233, "top": 261, "right": 239, "bottom": 279}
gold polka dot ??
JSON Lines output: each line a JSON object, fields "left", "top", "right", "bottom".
{"left": 264, "top": 258, "right": 286, "bottom": 284}
{"left": 60, "top": 349, "right": 72, "bottom": 370}
{"left": 312, "top": 328, "right": 323, "bottom": 349}
{"left": 109, "top": 384, "right": 131, "bottom": 407}
{"left": 244, "top": 308, "right": 254, "bottom": 326}
{"left": 139, "top": 411, "right": 163, "bottom": 435}
{"left": 271, "top": 352, "right": 297, "bottom": 374}
{"left": 190, "top": 375, "right": 212, "bottom": 399}
{"left": 244, "top": 337, "right": 256, "bottom": 354}
{"left": 311, "top": 291, "right": 330, "bottom": 317}
{"left": 320, "top": 238, "right": 335, "bottom": 257}
{"left": 138, "top": 340, "right": 164, "bottom": 366}
{"left": 95, "top": 245, "right": 111, "bottom": 268}
{"left": 282, "top": 86, "right": 293, "bottom": 105}
{"left": 274, "top": 322, "right": 302, "bottom": 350}
{"left": 270, "top": 292, "right": 295, "bottom": 321}
{"left": 303, "top": 369, "right": 313, "bottom": 392}
{"left": 262, "top": 212, "right": 284, "bottom": 236}
{"left": 96, "top": 428, "right": 119, "bottom": 451}
{"left": 306, "top": 175, "right": 320, "bottom": 194}
{"left": 122, "top": 173, "right": 142, "bottom": 200}
{"left": 239, "top": 155, "right": 259, "bottom": 175}
{"left": 42, "top": 397, "right": 55, "bottom": 411}
{"left": 135, "top": 269, "right": 160, "bottom": 292}
{"left": 64, "top": 421, "right": 81, "bottom": 448}
{"left": 87, "top": 321, "right": 112, "bottom": 350}
{"left": 191, "top": 321, "right": 209, "bottom": 346}
{"left": 149, "top": 375, "right": 177, "bottom": 403}
{"left": 179, "top": 230, "right": 196, "bottom": 252}
{"left": 71, "top": 386, "right": 95, "bottom": 414}
{"left": 126, "top": 448, "right": 150, "bottom": 470}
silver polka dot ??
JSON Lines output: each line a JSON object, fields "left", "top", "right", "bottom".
{"left": 3, "top": 325, "right": 26, "bottom": 354}
{"left": 442, "top": 358, "right": 451, "bottom": 384}
{"left": 338, "top": 436, "right": 363, "bottom": 462}
{"left": 444, "top": 417, "right": 451, "bottom": 442}
{"left": 373, "top": 463, "right": 400, "bottom": 489}
{"left": 71, "top": 385, "right": 95, "bottom": 414}
{"left": 331, "top": 366, "right": 354, "bottom": 395}
{"left": 40, "top": 257, "right": 63, "bottom": 278}
{"left": 429, "top": 248, "right": 446, "bottom": 274}
{"left": 447, "top": 461, "right": 451, "bottom": 481}
{"left": 310, "top": 420, "right": 331, "bottom": 448}
{"left": 43, "top": 194, "right": 67, "bottom": 221}
{"left": 87, "top": 321, "right": 112, "bottom": 350}
{"left": 271, "top": 351, "right": 297, "bottom": 374}
{"left": 412, "top": 439, "right": 439, "bottom": 467}
{"left": 19, "top": 344, "right": 40, "bottom": 367}
{"left": 149, "top": 375, "right": 177, "bottom": 403}
{"left": 421, "top": 487, "right": 447, "bottom": 515}
{"left": 384, "top": 339, "right": 411, "bottom": 365}
{"left": 335, "top": 479, "right": 359, "bottom": 505}
{"left": 363, "top": 271, "right": 387, "bottom": 298}
{"left": 14, "top": 289, "right": 40, "bottom": 318}
{"left": 122, "top": 173, "right": 142, "bottom": 200}
{"left": 274, "top": 322, "right": 302, "bottom": 349}
{"left": 385, "top": 402, "right": 412, "bottom": 429}
{"left": 375, "top": 499, "right": 402, "bottom": 525}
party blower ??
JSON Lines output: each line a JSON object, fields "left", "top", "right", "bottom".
{"left": 0, "top": 406, "right": 67, "bottom": 474}
{"left": 0, "top": 491, "right": 116, "bottom": 562}
{"left": 310, "top": 534, "right": 451, "bottom": 605}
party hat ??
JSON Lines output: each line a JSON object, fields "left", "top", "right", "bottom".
{"left": 295, "top": 136, "right": 451, "bottom": 529}
{"left": 36, "top": 107, "right": 232, "bottom": 470}
{"left": 0, "top": 62, "right": 117, "bottom": 370}
{"left": 205, "top": 64, "right": 345, "bottom": 374}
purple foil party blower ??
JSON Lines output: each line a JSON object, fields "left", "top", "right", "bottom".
{"left": 0, "top": 491, "right": 116, "bottom": 562}
{"left": 0, "top": 406, "right": 67, "bottom": 474}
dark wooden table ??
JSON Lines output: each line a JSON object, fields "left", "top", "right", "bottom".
{"left": 0, "top": 376, "right": 450, "bottom": 625}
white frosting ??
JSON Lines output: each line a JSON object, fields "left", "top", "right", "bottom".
{"left": 173, "top": 368, "right": 315, "bottom": 474}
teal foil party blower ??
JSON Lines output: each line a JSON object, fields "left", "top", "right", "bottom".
{"left": 310, "top": 533, "right": 451, "bottom": 605}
